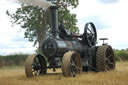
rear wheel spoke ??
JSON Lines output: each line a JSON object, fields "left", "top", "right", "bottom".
{"left": 105, "top": 65, "right": 110, "bottom": 70}
{"left": 107, "top": 54, "right": 113, "bottom": 58}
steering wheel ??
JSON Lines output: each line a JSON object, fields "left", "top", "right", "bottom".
{"left": 82, "top": 22, "right": 97, "bottom": 47}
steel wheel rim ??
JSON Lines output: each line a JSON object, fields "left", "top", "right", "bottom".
{"left": 105, "top": 46, "right": 115, "bottom": 70}
{"left": 32, "top": 56, "right": 42, "bottom": 76}
{"left": 69, "top": 53, "right": 81, "bottom": 77}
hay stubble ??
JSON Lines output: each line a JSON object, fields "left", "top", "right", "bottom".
{"left": 0, "top": 62, "right": 128, "bottom": 85}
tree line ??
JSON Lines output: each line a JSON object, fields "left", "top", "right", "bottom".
{"left": 0, "top": 49, "right": 128, "bottom": 67}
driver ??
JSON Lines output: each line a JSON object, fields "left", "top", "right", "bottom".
{"left": 58, "top": 21, "right": 74, "bottom": 39}
{"left": 58, "top": 21, "right": 83, "bottom": 39}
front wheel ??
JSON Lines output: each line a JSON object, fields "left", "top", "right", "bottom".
{"left": 25, "top": 54, "right": 47, "bottom": 77}
{"left": 62, "top": 51, "right": 82, "bottom": 77}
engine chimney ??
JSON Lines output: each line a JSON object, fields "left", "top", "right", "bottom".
{"left": 50, "top": 6, "right": 59, "bottom": 38}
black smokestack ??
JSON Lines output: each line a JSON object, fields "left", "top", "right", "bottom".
{"left": 50, "top": 6, "right": 58, "bottom": 38}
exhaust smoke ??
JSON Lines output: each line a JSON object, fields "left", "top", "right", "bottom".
{"left": 7, "top": 0, "right": 54, "bottom": 10}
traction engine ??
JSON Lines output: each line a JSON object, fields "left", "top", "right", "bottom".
{"left": 25, "top": 6, "right": 115, "bottom": 77}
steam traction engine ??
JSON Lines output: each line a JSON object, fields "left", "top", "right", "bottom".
{"left": 25, "top": 6, "right": 115, "bottom": 77}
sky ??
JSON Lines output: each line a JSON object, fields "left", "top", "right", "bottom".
{"left": 0, "top": 0, "right": 128, "bottom": 55}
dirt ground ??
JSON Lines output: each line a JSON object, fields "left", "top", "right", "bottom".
{"left": 0, "top": 62, "right": 128, "bottom": 85}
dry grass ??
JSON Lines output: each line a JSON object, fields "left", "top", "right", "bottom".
{"left": 0, "top": 62, "right": 128, "bottom": 85}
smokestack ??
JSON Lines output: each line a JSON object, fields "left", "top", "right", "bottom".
{"left": 50, "top": 6, "right": 59, "bottom": 38}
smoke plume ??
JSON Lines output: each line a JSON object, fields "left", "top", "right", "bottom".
{"left": 8, "top": 0, "right": 53, "bottom": 9}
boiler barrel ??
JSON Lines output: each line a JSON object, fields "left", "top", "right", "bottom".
{"left": 42, "top": 39, "right": 84, "bottom": 58}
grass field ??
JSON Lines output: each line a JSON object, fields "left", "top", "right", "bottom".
{"left": 0, "top": 62, "right": 128, "bottom": 85}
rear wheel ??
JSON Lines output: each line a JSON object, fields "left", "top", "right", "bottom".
{"left": 62, "top": 51, "right": 82, "bottom": 77}
{"left": 96, "top": 45, "right": 115, "bottom": 71}
{"left": 25, "top": 54, "right": 47, "bottom": 77}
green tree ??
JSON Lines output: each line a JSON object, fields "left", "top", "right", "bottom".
{"left": 6, "top": 0, "right": 79, "bottom": 53}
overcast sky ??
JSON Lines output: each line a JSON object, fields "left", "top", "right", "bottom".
{"left": 0, "top": 0, "right": 128, "bottom": 55}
